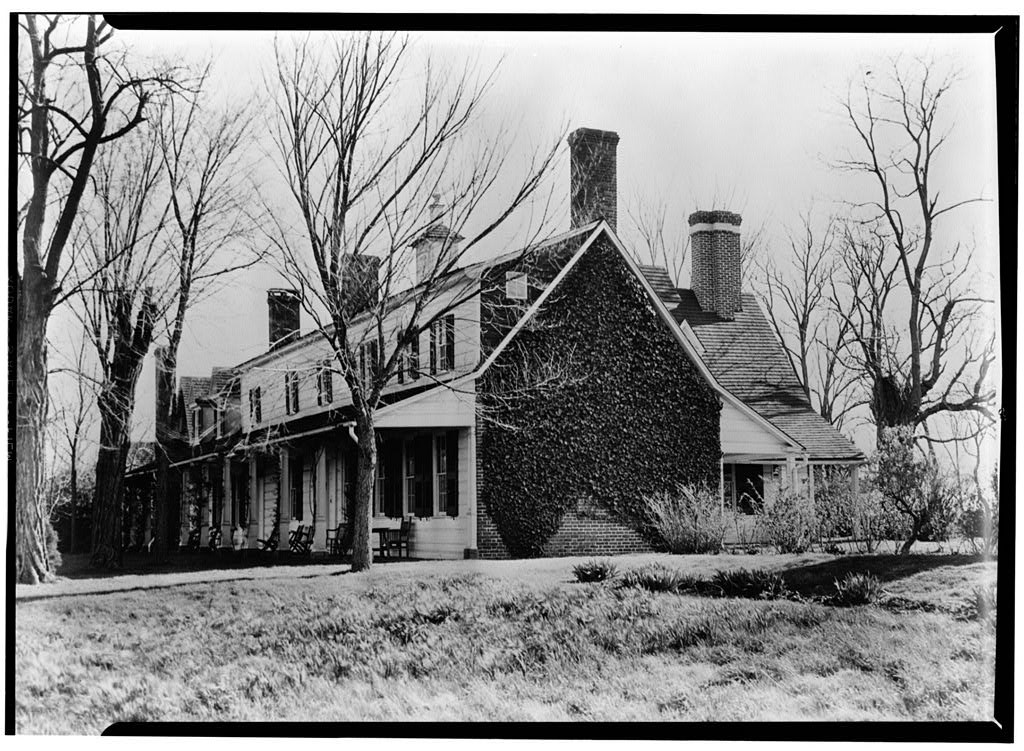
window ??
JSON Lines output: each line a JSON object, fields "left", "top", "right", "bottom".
{"left": 359, "top": 340, "right": 379, "bottom": 385}
{"left": 505, "top": 271, "right": 528, "bottom": 300}
{"left": 429, "top": 314, "right": 455, "bottom": 374}
{"left": 249, "top": 386, "right": 262, "bottom": 425}
{"left": 290, "top": 455, "right": 304, "bottom": 521}
{"left": 404, "top": 440, "right": 416, "bottom": 514}
{"left": 398, "top": 334, "right": 420, "bottom": 384}
{"left": 284, "top": 371, "right": 300, "bottom": 414}
{"left": 435, "top": 434, "right": 448, "bottom": 514}
{"left": 316, "top": 361, "right": 333, "bottom": 405}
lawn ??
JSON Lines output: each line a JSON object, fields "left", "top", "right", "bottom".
{"left": 15, "top": 552, "right": 997, "bottom": 732}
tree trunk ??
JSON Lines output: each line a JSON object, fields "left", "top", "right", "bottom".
{"left": 350, "top": 417, "right": 378, "bottom": 572}
{"left": 69, "top": 448, "right": 78, "bottom": 555}
{"left": 16, "top": 274, "right": 56, "bottom": 584}
{"left": 91, "top": 389, "right": 133, "bottom": 568}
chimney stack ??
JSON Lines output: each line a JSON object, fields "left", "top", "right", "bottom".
{"left": 413, "top": 195, "right": 463, "bottom": 285}
{"left": 568, "top": 127, "right": 619, "bottom": 231}
{"left": 688, "top": 210, "right": 743, "bottom": 320}
{"left": 267, "top": 289, "right": 301, "bottom": 349}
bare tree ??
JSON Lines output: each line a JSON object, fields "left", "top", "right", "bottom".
{"left": 758, "top": 211, "right": 859, "bottom": 427}
{"left": 832, "top": 58, "right": 996, "bottom": 441}
{"left": 48, "top": 336, "right": 99, "bottom": 556}
{"left": 150, "top": 69, "right": 263, "bottom": 563}
{"left": 71, "top": 129, "right": 173, "bottom": 568}
{"left": 264, "top": 32, "right": 560, "bottom": 571}
{"left": 16, "top": 14, "right": 180, "bottom": 582}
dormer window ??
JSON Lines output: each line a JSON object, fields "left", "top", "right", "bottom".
{"left": 505, "top": 271, "right": 528, "bottom": 300}
{"left": 429, "top": 314, "right": 455, "bottom": 374}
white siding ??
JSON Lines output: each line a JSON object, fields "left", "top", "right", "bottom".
{"left": 720, "top": 401, "right": 790, "bottom": 455}
{"left": 375, "top": 385, "right": 476, "bottom": 428}
{"left": 239, "top": 289, "right": 480, "bottom": 433}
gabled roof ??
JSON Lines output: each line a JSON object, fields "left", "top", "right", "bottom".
{"left": 638, "top": 268, "right": 864, "bottom": 462}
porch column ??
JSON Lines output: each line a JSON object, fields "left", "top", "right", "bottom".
{"left": 200, "top": 464, "right": 213, "bottom": 547}
{"left": 806, "top": 456, "right": 815, "bottom": 503}
{"left": 248, "top": 455, "right": 260, "bottom": 546}
{"left": 222, "top": 455, "right": 233, "bottom": 544}
{"left": 851, "top": 465, "right": 861, "bottom": 538}
{"left": 719, "top": 456, "right": 725, "bottom": 513}
{"left": 784, "top": 454, "right": 796, "bottom": 492}
{"left": 467, "top": 424, "right": 477, "bottom": 553}
{"left": 314, "top": 448, "right": 328, "bottom": 551}
{"left": 278, "top": 447, "right": 292, "bottom": 543}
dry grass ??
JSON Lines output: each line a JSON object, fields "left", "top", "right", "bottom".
{"left": 15, "top": 552, "right": 996, "bottom": 732}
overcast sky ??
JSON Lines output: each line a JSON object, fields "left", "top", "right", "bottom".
{"left": 43, "top": 27, "right": 1000, "bottom": 462}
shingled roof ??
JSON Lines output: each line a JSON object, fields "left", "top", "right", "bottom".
{"left": 638, "top": 266, "right": 863, "bottom": 461}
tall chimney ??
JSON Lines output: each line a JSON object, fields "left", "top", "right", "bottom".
{"left": 413, "top": 195, "right": 463, "bottom": 285}
{"left": 568, "top": 127, "right": 619, "bottom": 231}
{"left": 688, "top": 210, "right": 743, "bottom": 320}
{"left": 154, "top": 345, "right": 173, "bottom": 442}
{"left": 267, "top": 289, "right": 301, "bottom": 349}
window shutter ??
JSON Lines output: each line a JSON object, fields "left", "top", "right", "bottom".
{"left": 414, "top": 434, "right": 433, "bottom": 517}
{"left": 446, "top": 429, "right": 459, "bottom": 517}
{"left": 284, "top": 374, "right": 291, "bottom": 414}
{"left": 444, "top": 315, "right": 455, "bottom": 370}
{"left": 255, "top": 387, "right": 262, "bottom": 423}
{"left": 324, "top": 364, "right": 333, "bottom": 403}
{"left": 429, "top": 323, "right": 437, "bottom": 375}
{"left": 316, "top": 369, "right": 323, "bottom": 406}
{"left": 410, "top": 335, "right": 420, "bottom": 379}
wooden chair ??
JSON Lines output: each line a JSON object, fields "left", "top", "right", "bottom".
{"left": 290, "top": 525, "right": 314, "bottom": 555}
{"left": 257, "top": 526, "right": 279, "bottom": 553}
{"left": 208, "top": 527, "right": 223, "bottom": 551}
{"left": 186, "top": 528, "right": 201, "bottom": 551}
{"left": 326, "top": 525, "right": 348, "bottom": 557}
{"left": 386, "top": 517, "right": 412, "bottom": 559}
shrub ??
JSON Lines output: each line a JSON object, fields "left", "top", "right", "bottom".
{"left": 756, "top": 488, "right": 816, "bottom": 554}
{"left": 814, "top": 466, "right": 856, "bottom": 541}
{"left": 620, "top": 563, "right": 695, "bottom": 594}
{"left": 572, "top": 559, "right": 619, "bottom": 583}
{"left": 711, "top": 568, "right": 790, "bottom": 600}
{"left": 642, "top": 483, "right": 724, "bottom": 554}
{"left": 830, "top": 572, "right": 884, "bottom": 606}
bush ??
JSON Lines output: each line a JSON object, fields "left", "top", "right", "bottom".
{"left": 757, "top": 488, "right": 816, "bottom": 554}
{"left": 814, "top": 466, "right": 856, "bottom": 541}
{"left": 711, "top": 568, "right": 790, "bottom": 600}
{"left": 619, "top": 563, "right": 697, "bottom": 594}
{"left": 830, "top": 572, "right": 884, "bottom": 606}
{"left": 572, "top": 559, "right": 618, "bottom": 583}
{"left": 642, "top": 483, "right": 724, "bottom": 554}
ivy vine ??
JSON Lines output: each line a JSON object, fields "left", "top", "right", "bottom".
{"left": 479, "top": 236, "right": 722, "bottom": 556}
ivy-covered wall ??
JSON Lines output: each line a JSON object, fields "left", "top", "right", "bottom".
{"left": 478, "top": 235, "right": 722, "bottom": 557}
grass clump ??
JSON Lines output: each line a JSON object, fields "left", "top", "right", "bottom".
{"left": 572, "top": 559, "right": 619, "bottom": 583}
{"left": 619, "top": 563, "right": 701, "bottom": 594}
{"left": 830, "top": 572, "right": 884, "bottom": 606}
{"left": 965, "top": 584, "right": 997, "bottom": 623}
{"left": 711, "top": 568, "right": 790, "bottom": 600}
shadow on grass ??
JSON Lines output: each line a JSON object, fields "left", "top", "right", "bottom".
{"left": 775, "top": 554, "right": 991, "bottom": 597}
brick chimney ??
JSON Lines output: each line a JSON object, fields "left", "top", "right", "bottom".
{"left": 568, "top": 127, "right": 619, "bottom": 231}
{"left": 413, "top": 194, "right": 463, "bottom": 285}
{"left": 688, "top": 210, "right": 743, "bottom": 320}
{"left": 267, "top": 289, "right": 301, "bottom": 349}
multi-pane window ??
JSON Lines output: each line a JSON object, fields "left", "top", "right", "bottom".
{"left": 316, "top": 360, "right": 333, "bottom": 405}
{"left": 505, "top": 271, "right": 528, "bottom": 300}
{"left": 284, "top": 371, "right": 300, "bottom": 414}
{"left": 404, "top": 440, "right": 416, "bottom": 514}
{"left": 435, "top": 434, "right": 448, "bottom": 514}
{"left": 429, "top": 314, "right": 455, "bottom": 374}
{"left": 398, "top": 335, "right": 420, "bottom": 385}
{"left": 249, "top": 386, "right": 262, "bottom": 425}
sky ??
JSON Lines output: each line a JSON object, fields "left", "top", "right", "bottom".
{"left": 40, "top": 26, "right": 1001, "bottom": 470}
